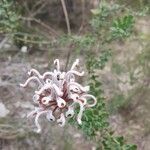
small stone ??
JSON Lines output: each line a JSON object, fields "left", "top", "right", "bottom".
{"left": 92, "top": 146, "right": 96, "bottom": 150}
{"left": 15, "top": 101, "right": 34, "bottom": 109}
{"left": 21, "top": 46, "right": 28, "bottom": 53}
{"left": 0, "top": 102, "right": 9, "bottom": 117}
{"left": 74, "top": 133, "right": 81, "bottom": 138}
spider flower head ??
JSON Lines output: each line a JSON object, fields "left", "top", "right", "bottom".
{"left": 20, "top": 59, "right": 97, "bottom": 133}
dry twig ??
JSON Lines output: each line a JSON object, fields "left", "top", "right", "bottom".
{"left": 60, "top": 0, "right": 71, "bottom": 35}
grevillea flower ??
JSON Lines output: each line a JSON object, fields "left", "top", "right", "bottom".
{"left": 20, "top": 59, "right": 97, "bottom": 133}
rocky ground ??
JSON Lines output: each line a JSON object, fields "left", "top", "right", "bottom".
{"left": 104, "top": 17, "right": 150, "bottom": 150}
